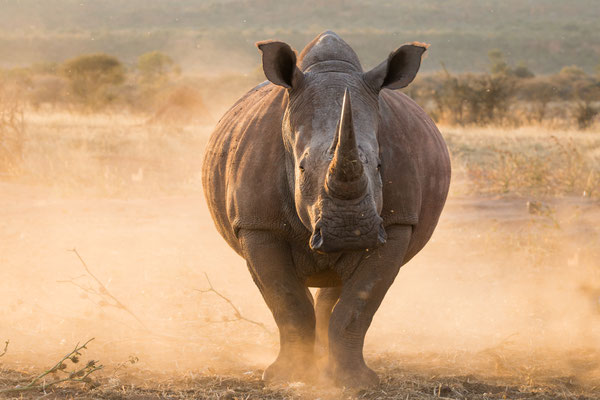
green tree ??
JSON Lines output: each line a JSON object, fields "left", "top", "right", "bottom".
{"left": 61, "top": 53, "right": 125, "bottom": 107}
{"left": 513, "top": 62, "right": 534, "bottom": 79}
{"left": 137, "top": 51, "right": 179, "bottom": 86}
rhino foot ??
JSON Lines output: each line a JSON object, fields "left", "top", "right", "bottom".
{"left": 329, "top": 362, "right": 379, "bottom": 389}
{"left": 262, "top": 356, "right": 315, "bottom": 384}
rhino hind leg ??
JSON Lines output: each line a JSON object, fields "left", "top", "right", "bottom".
{"left": 314, "top": 286, "right": 342, "bottom": 357}
{"left": 239, "top": 229, "right": 316, "bottom": 383}
{"left": 328, "top": 225, "right": 412, "bottom": 388}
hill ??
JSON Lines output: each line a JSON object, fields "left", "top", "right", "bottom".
{"left": 0, "top": 0, "right": 599, "bottom": 74}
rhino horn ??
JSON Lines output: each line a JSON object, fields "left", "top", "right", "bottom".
{"left": 326, "top": 88, "right": 368, "bottom": 200}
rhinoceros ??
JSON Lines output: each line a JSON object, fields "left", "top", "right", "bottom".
{"left": 202, "top": 31, "right": 451, "bottom": 387}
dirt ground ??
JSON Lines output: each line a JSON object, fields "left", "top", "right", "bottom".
{"left": 1, "top": 178, "right": 599, "bottom": 398}
{"left": 1, "top": 116, "right": 600, "bottom": 398}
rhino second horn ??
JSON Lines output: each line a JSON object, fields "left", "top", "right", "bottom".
{"left": 325, "top": 88, "right": 368, "bottom": 200}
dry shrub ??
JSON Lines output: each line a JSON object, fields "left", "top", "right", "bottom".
{"left": 28, "top": 74, "right": 69, "bottom": 110}
{"left": 467, "top": 140, "right": 599, "bottom": 197}
{"left": 446, "top": 128, "right": 600, "bottom": 197}
{"left": 410, "top": 67, "right": 600, "bottom": 129}
{"left": 574, "top": 101, "right": 600, "bottom": 130}
{"left": 19, "top": 112, "right": 210, "bottom": 196}
{"left": 0, "top": 85, "right": 25, "bottom": 176}
{"left": 149, "top": 86, "right": 212, "bottom": 126}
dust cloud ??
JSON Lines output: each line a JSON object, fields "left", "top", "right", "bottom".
{"left": 1, "top": 110, "right": 599, "bottom": 389}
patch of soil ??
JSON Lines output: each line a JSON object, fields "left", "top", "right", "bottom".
{"left": 1, "top": 364, "right": 599, "bottom": 400}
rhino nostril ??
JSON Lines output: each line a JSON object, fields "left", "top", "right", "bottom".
{"left": 310, "top": 228, "right": 324, "bottom": 250}
{"left": 378, "top": 225, "right": 387, "bottom": 245}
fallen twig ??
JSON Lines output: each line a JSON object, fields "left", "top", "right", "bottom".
{"left": 112, "top": 355, "right": 139, "bottom": 376}
{"left": 195, "top": 272, "right": 270, "bottom": 333}
{"left": 0, "top": 338, "right": 103, "bottom": 394}
{"left": 58, "top": 248, "right": 148, "bottom": 331}
{"left": 0, "top": 340, "right": 8, "bottom": 358}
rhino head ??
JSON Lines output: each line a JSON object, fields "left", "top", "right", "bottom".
{"left": 257, "top": 32, "right": 426, "bottom": 253}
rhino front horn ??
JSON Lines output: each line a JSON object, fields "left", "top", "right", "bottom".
{"left": 325, "top": 88, "right": 368, "bottom": 200}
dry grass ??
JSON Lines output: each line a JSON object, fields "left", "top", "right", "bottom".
{"left": 2, "top": 352, "right": 600, "bottom": 399}
{"left": 5, "top": 112, "right": 600, "bottom": 199}
{"left": 13, "top": 110, "right": 212, "bottom": 196}
{"left": 444, "top": 125, "right": 600, "bottom": 197}
{"left": 0, "top": 86, "right": 25, "bottom": 176}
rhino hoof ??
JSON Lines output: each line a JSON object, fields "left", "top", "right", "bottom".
{"left": 330, "top": 363, "right": 379, "bottom": 389}
{"left": 262, "top": 358, "right": 315, "bottom": 384}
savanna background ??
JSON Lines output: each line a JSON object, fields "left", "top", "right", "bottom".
{"left": 1, "top": 1, "right": 600, "bottom": 399}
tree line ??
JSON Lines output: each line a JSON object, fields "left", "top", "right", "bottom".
{"left": 0, "top": 51, "right": 181, "bottom": 112}
{"left": 1, "top": 49, "right": 599, "bottom": 129}
{"left": 406, "top": 50, "right": 600, "bottom": 129}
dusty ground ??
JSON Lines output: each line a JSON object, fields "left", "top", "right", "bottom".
{"left": 1, "top": 117, "right": 600, "bottom": 398}
{"left": 1, "top": 181, "right": 599, "bottom": 398}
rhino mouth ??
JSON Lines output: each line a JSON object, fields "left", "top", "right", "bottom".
{"left": 309, "top": 216, "right": 386, "bottom": 253}
{"left": 310, "top": 227, "right": 325, "bottom": 250}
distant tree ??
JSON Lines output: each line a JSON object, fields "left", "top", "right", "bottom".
{"left": 573, "top": 80, "right": 600, "bottom": 129}
{"left": 512, "top": 62, "right": 534, "bottom": 79}
{"left": 467, "top": 73, "right": 517, "bottom": 124}
{"left": 137, "top": 51, "right": 180, "bottom": 86}
{"left": 488, "top": 49, "right": 510, "bottom": 76}
{"left": 559, "top": 65, "right": 587, "bottom": 79}
{"left": 429, "top": 65, "right": 472, "bottom": 125}
{"left": 489, "top": 50, "right": 534, "bottom": 79}
{"left": 61, "top": 53, "right": 125, "bottom": 107}
{"left": 518, "top": 78, "right": 557, "bottom": 123}
{"left": 31, "top": 62, "right": 59, "bottom": 75}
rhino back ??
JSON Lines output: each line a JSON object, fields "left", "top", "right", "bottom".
{"left": 202, "top": 82, "right": 298, "bottom": 255}
{"left": 378, "top": 89, "right": 451, "bottom": 263}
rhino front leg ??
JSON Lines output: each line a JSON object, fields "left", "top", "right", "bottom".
{"left": 239, "top": 229, "right": 316, "bottom": 383}
{"left": 315, "top": 287, "right": 342, "bottom": 356}
{"left": 328, "top": 225, "right": 412, "bottom": 388}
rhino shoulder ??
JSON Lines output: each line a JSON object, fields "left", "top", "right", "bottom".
{"left": 203, "top": 83, "right": 298, "bottom": 244}
{"left": 378, "top": 89, "right": 451, "bottom": 262}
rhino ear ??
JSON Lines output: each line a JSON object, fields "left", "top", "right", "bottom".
{"left": 364, "top": 43, "right": 428, "bottom": 91}
{"left": 256, "top": 40, "right": 304, "bottom": 89}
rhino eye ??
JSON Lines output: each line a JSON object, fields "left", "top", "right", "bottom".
{"left": 376, "top": 163, "right": 381, "bottom": 171}
{"left": 299, "top": 165, "right": 305, "bottom": 173}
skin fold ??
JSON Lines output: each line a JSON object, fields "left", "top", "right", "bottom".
{"left": 202, "top": 31, "right": 451, "bottom": 388}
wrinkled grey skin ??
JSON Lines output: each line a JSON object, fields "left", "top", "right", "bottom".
{"left": 202, "top": 31, "right": 451, "bottom": 388}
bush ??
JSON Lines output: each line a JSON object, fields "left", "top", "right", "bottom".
{"left": 516, "top": 78, "right": 557, "bottom": 123}
{"left": 137, "top": 51, "right": 180, "bottom": 87}
{"left": 61, "top": 53, "right": 126, "bottom": 109}
{"left": 0, "top": 85, "right": 25, "bottom": 176}
{"left": 413, "top": 70, "right": 517, "bottom": 126}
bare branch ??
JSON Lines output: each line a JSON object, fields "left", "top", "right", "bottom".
{"left": 59, "top": 248, "right": 148, "bottom": 331}
{"left": 195, "top": 272, "right": 270, "bottom": 333}
{"left": 0, "top": 340, "right": 8, "bottom": 358}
